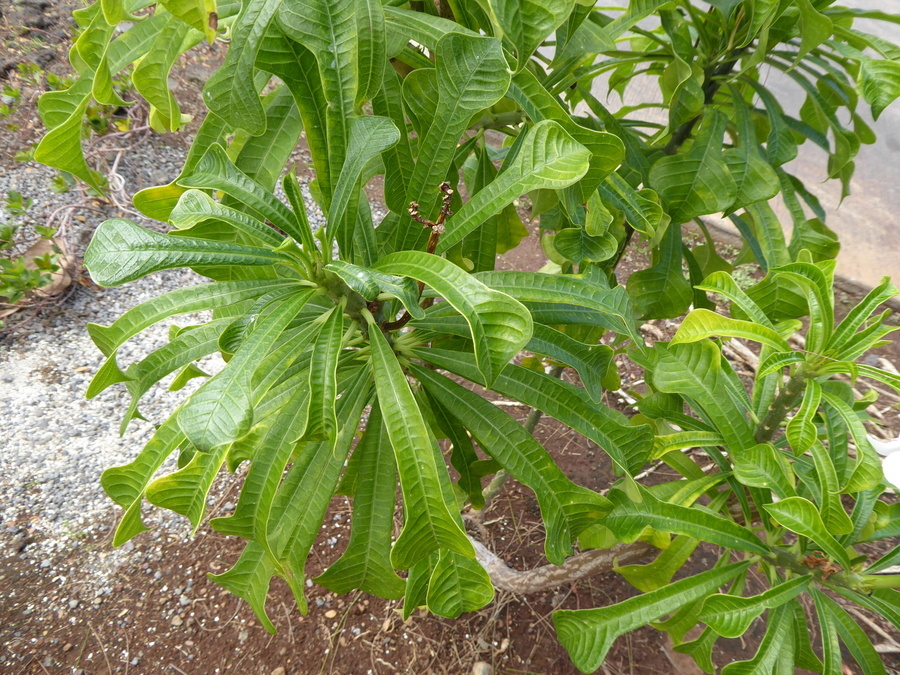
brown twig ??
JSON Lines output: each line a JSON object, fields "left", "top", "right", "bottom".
{"left": 382, "top": 182, "right": 453, "bottom": 331}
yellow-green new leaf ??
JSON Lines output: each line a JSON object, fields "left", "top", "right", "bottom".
{"left": 764, "top": 497, "right": 853, "bottom": 570}
{"left": 672, "top": 308, "right": 791, "bottom": 351}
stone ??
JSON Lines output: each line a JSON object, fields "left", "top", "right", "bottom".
{"left": 324, "top": 609, "right": 337, "bottom": 619}
{"left": 472, "top": 662, "right": 492, "bottom": 675}
{"left": 271, "top": 668, "right": 286, "bottom": 675}
{"left": 171, "top": 615, "right": 183, "bottom": 627}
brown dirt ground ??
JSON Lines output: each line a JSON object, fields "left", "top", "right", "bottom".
{"left": 3, "top": 5, "right": 900, "bottom": 675}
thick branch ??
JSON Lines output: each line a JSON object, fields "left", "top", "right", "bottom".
{"left": 472, "top": 538, "right": 652, "bottom": 593}
{"left": 754, "top": 370, "right": 808, "bottom": 443}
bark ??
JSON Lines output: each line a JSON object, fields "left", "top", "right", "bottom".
{"left": 472, "top": 538, "right": 653, "bottom": 593}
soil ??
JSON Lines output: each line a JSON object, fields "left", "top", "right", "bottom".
{"left": 2, "top": 5, "right": 900, "bottom": 675}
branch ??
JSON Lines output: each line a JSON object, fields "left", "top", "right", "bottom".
{"left": 472, "top": 538, "right": 652, "bottom": 593}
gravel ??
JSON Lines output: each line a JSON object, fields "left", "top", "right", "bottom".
{"left": 0, "top": 133, "right": 346, "bottom": 593}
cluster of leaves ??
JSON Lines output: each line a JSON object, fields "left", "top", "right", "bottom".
{"left": 40, "top": 0, "right": 900, "bottom": 671}
{"left": 1, "top": 192, "right": 60, "bottom": 308}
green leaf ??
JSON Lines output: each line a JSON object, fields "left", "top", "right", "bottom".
{"left": 699, "top": 576, "right": 810, "bottom": 639}
{"left": 203, "top": 0, "right": 280, "bottom": 134}
{"left": 416, "top": 348, "right": 651, "bottom": 475}
{"left": 239, "top": 370, "right": 372, "bottom": 622}
{"left": 672, "top": 309, "right": 791, "bottom": 351}
{"left": 132, "top": 11, "right": 193, "bottom": 132}
{"left": 298, "top": 306, "right": 342, "bottom": 442}
{"left": 652, "top": 430, "right": 725, "bottom": 459}
{"left": 209, "top": 542, "right": 279, "bottom": 632}
{"left": 233, "top": 86, "right": 303, "bottom": 192}
{"left": 723, "top": 89, "right": 780, "bottom": 212}
{"left": 102, "top": 415, "right": 185, "bottom": 545}
{"left": 484, "top": 0, "right": 574, "bottom": 67}
{"left": 772, "top": 261, "right": 834, "bottom": 353}
{"left": 615, "top": 536, "right": 700, "bottom": 593}
{"left": 402, "top": 554, "right": 436, "bottom": 620}
{"left": 159, "top": 0, "right": 218, "bottom": 42}
{"left": 373, "top": 67, "right": 416, "bottom": 214}
{"left": 809, "top": 441, "right": 854, "bottom": 535}
{"left": 178, "top": 290, "right": 314, "bottom": 452}
{"left": 325, "top": 261, "right": 422, "bottom": 318}
{"left": 603, "top": 0, "right": 675, "bottom": 39}
{"left": 87, "top": 280, "right": 291, "bottom": 357}
{"left": 627, "top": 221, "right": 692, "bottom": 320}
{"left": 821, "top": 390, "right": 884, "bottom": 492}
{"left": 210, "top": 383, "right": 310, "bottom": 541}
{"left": 328, "top": 115, "right": 399, "bottom": 257}
{"left": 132, "top": 109, "right": 230, "bottom": 221}
{"left": 424, "top": 391, "right": 497, "bottom": 509}
{"left": 694, "top": 271, "right": 775, "bottom": 329}
{"left": 394, "top": 32, "right": 510, "bottom": 251}
{"left": 84, "top": 219, "right": 287, "bottom": 287}
{"left": 426, "top": 549, "right": 494, "bottom": 618}
{"left": 169, "top": 190, "right": 284, "bottom": 247}
{"left": 720, "top": 604, "right": 794, "bottom": 675}
{"left": 473, "top": 270, "right": 642, "bottom": 347}
{"left": 355, "top": 0, "right": 386, "bottom": 106}
{"left": 177, "top": 143, "right": 305, "bottom": 243}
{"left": 34, "top": 80, "right": 103, "bottom": 191}
{"left": 649, "top": 110, "right": 736, "bottom": 224}
{"left": 314, "top": 404, "right": 405, "bottom": 598}
{"left": 146, "top": 442, "right": 228, "bottom": 532}
{"left": 786, "top": 379, "right": 821, "bottom": 454}
{"left": 412, "top": 364, "right": 610, "bottom": 565}
{"left": 401, "top": 67, "right": 439, "bottom": 138}
{"left": 812, "top": 590, "right": 888, "bottom": 675}
{"left": 374, "top": 252, "right": 532, "bottom": 386}
{"left": 439, "top": 121, "right": 590, "bottom": 252}
{"left": 367, "top": 320, "right": 473, "bottom": 569}
{"left": 731, "top": 443, "right": 796, "bottom": 499}
{"left": 605, "top": 485, "right": 769, "bottom": 555}
{"left": 828, "top": 276, "right": 898, "bottom": 355}
{"left": 119, "top": 319, "right": 230, "bottom": 433}
{"left": 859, "top": 56, "right": 900, "bottom": 121}
{"left": 507, "top": 70, "right": 624, "bottom": 198}
{"left": 553, "top": 561, "right": 750, "bottom": 673}
{"left": 597, "top": 173, "right": 667, "bottom": 240}
{"left": 526, "top": 323, "right": 612, "bottom": 403}
{"left": 552, "top": 227, "right": 617, "bottom": 265}
{"left": 277, "top": 0, "right": 362, "bottom": 203}
{"left": 795, "top": 0, "right": 832, "bottom": 63}
{"left": 256, "top": 27, "right": 333, "bottom": 201}
{"left": 650, "top": 341, "right": 756, "bottom": 451}
{"left": 764, "top": 497, "right": 852, "bottom": 570}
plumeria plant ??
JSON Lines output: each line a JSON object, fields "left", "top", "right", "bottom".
{"left": 36, "top": 0, "right": 900, "bottom": 670}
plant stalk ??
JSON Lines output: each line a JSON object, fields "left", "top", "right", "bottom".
{"left": 754, "top": 369, "right": 809, "bottom": 443}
